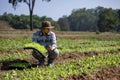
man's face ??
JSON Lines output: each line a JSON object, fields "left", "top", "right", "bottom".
{"left": 43, "top": 28, "right": 51, "bottom": 34}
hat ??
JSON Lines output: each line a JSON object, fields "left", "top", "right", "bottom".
{"left": 41, "top": 21, "right": 54, "bottom": 29}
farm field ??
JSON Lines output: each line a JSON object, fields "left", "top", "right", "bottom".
{"left": 0, "top": 30, "right": 120, "bottom": 80}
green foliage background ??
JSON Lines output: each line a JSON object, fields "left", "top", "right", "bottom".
{"left": 0, "top": 7, "right": 120, "bottom": 32}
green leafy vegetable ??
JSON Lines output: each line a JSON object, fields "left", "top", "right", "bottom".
{"left": 24, "top": 42, "right": 47, "bottom": 56}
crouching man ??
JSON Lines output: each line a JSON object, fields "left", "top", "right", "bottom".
{"left": 32, "top": 21, "right": 59, "bottom": 66}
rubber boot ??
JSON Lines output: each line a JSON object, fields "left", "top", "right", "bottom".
{"left": 48, "top": 60, "right": 54, "bottom": 66}
{"left": 38, "top": 59, "right": 45, "bottom": 67}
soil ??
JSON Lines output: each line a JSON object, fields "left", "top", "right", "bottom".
{"left": 0, "top": 49, "right": 120, "bottom": 80}
{"left": 60, "top": 65, "right": 120, "bottom": 80}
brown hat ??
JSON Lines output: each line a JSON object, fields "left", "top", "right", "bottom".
{"left": 41, "top": 21, "right": 54, "bottom": 29}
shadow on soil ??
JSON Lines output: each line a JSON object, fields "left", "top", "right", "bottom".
{"left": 0, "top": 59, "right": 38, "bottom": 70}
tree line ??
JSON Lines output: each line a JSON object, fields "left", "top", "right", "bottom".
{"left": 0, "top": 12, "right": 60, "bottom": 30}
{"left": 0, "top": 6, "right": 120, "bottom": 32}
{"left": 58, "top": 6, "right": 120, "bottom": 32}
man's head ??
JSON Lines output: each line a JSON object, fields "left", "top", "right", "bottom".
{"left": 41, "top": 21, "right": 54, "bottom": 29}
{"left": 41, "top": 21, "right": 54, "bottom": 34}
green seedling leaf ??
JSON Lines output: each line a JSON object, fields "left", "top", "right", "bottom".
{"left": 24, "top": 42, "right": 47, "bottom": 56}
{"left": 9, "top": 62, "right": 31, "bottom": 68}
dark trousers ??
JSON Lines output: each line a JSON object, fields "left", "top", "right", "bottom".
{"left": 32, "top": 49, "right": 59, "bottom": 62}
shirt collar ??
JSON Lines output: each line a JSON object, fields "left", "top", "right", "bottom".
{"left": 39, "top": 30, "right": 51, "bottom": 36}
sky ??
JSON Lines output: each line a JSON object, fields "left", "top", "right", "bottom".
{"left": 0, "top": 0, "right": 120, "bottom": 21}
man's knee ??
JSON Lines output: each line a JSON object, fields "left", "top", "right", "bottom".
{"left": 32, "top": 49, "right": 44, "bottom": 61}
{"left": 48, "top": 49, "right": 59, "bottom": 60}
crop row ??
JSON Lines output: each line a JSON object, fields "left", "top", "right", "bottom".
{"left": 0, "top": 38, "right": 120, "bottom": 63}
{"left": 0, "top": 52, "right": 31, "bottom": 62}
{"left": 0, "top": 38, "right": 31, "bottom": 51}
{"left": 1, "top": 52, "right": 120, "bottom": 80}
{"left": 0, "top": 38, "right": 120, "bottom": 53}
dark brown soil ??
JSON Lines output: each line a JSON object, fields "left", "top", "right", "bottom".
{"left": 61, "top": 65, "right": 120, "bottom": 80}
{"left": 0, "top": 49, "right": 120, "bottom": 79}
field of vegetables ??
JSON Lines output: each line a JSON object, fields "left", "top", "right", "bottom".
{"left": 0, "top": 31, "right": 120, "bottom": 80}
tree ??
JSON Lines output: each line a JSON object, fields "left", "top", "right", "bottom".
{"left": 94, "top": 6, "right": 104, "bottom": 31}
{"left": 68, "top": 8, "right": 97, "bottom": 31}
{"left": 117, "top": 10, "right": 120, "bottom": 25}
{"left": 98, "top": 8, "right": 119, "bottom": 32}
{"left": 58, "top": 16, "right": 70, "bottom": 31}
{"left": 9, "top": 0, "right": 51, "bottom": 31}
{"left": 117, "top": 9, "right": 120, "bottom": 19}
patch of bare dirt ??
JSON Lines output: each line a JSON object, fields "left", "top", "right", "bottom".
{"left": 61, "top": 65, "right": 120, "bottom": 80}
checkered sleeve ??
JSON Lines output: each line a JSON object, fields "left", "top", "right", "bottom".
{"left": 51, "top": 32, "right": 57, "bottom": 48}
{"left": 32, "top": 32, "right": 38, "bottom": 42}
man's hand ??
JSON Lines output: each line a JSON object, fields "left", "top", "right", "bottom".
{"left": 46, "top": 46, "right": 55, "bottom": 51}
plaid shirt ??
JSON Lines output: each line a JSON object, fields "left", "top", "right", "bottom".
{"left": 32, "top": 30, "right": 57, "bottom": 48}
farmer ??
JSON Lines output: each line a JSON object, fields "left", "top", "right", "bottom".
{"left": 32, "top": 21, "right": 59, "bottom": 66}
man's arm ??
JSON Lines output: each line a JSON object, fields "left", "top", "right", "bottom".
{"left": 32, "top": 32, "right": 38, "bottom": 42}
{"left": 50, "top": 32, "right": 57, "bottom": 50}
{"left": 46, "top": 32, "right": 57, "bottom": 51}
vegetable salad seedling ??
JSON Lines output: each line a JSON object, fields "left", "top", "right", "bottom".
{"left": 24, "top": 42, "right": 47, "bottom": 56}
